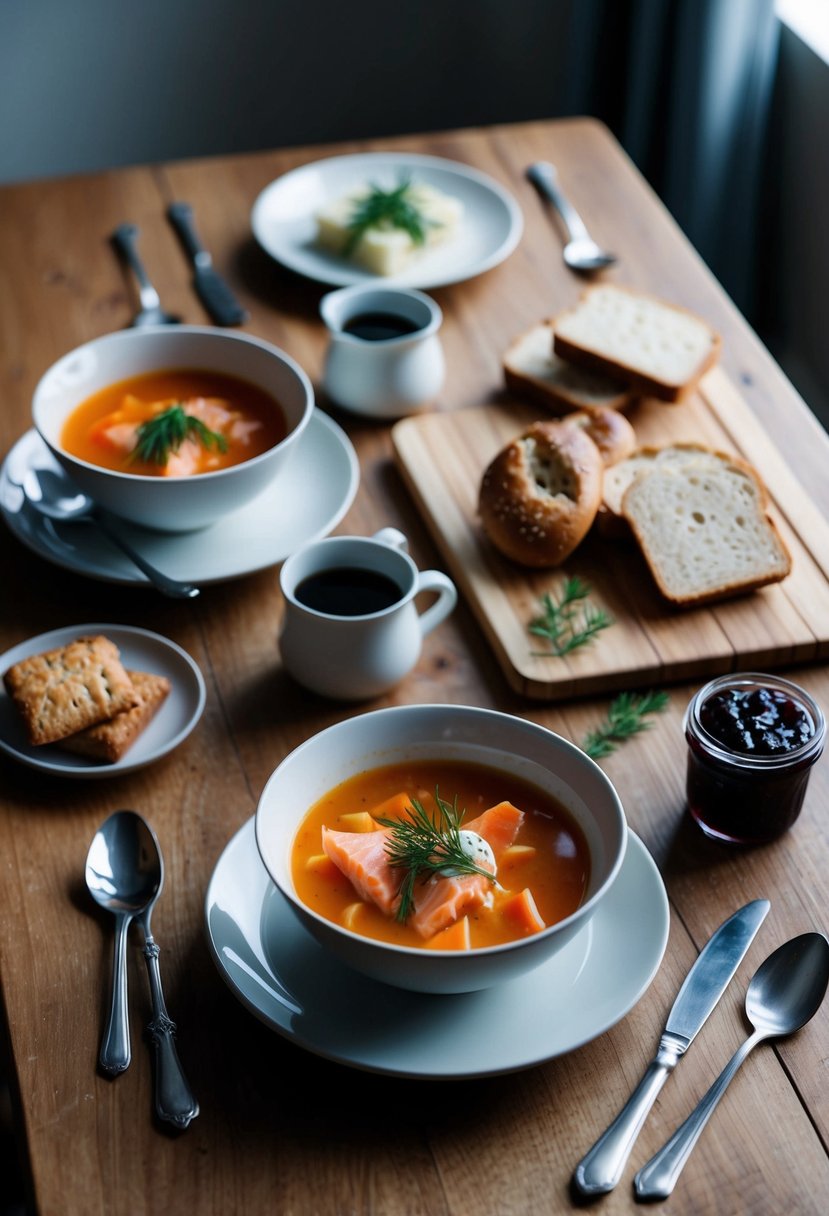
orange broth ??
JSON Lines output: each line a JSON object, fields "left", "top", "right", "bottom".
{"left": 291, "top": 760, "right": 590, "bottom": 950}
{"left": 60, "top": 368, "right": 286, "bottom": 476}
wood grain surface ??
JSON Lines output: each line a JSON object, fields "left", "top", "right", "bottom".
{"left": 392, "top": 365, "right": 829, "bottom": 698}
{"left": 0, "top": 119, "right": 827, "bottom": 1216}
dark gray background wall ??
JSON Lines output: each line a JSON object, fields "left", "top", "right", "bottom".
{"left": 0, "top": 0, "right": 580, "bottom": 184}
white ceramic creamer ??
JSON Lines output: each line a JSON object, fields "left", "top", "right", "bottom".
{"left": 320, "top": 285, "right": 444, "bottom": 419}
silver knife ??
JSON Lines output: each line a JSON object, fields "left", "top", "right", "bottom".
{"left": 167, "top": 201, "right": 249, "bottom": 326}
{"left": 572, "top": 898, "right": 770, "bottom": 1196}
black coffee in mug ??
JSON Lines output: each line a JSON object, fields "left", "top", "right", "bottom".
{"left": 294, "top": 566, "right": 404, "bottom": 616}
{"left": 342, "top": 312, "right": 422, "bottom": 342}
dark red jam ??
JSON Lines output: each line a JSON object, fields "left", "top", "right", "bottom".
{"left": 684, "top": 674, "right": 825, "bottom": 845}
{"left": 699, "top": 687, "right": 814, "bottom": 757}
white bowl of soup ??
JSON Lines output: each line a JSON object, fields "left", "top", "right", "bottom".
{"left": 32, "top": 326, "right": 313, "bottom": 531}
{"left": 255, "top": 704, "right": 627, "bottom": 993}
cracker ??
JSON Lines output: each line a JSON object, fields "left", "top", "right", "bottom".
{"left": 3, "top": 635, "right": 138, "bottom": 746}
{"left": 61, "top": 670, "right": 171, "bottom": 763}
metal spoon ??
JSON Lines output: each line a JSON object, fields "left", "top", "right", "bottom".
{"left": 22, "top": 467, "right": 199, "bottom": 598}
{"left": 634, "top": 932, "right": 829, "bottom": 1200}
{"left": 111, "top": 223, "right": 180, "bottom": 327}
{"left": 131, "top": 813, "right": 200, "bottom": 1130}
{"left": 86, "top": 811, "right": 199, "bottom": 1128}
{"left": 86, "top": 810, "right": 160, "bottom": 1074}
{"left": 526, "top": 161, "right": 617, "bottom": 273}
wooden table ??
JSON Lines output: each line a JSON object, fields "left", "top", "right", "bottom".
{"left": 1, "top": 119, "right": 828, "bottom": 1216}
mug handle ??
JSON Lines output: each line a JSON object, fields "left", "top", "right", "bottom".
{"left": 415, "top": 570, "right": 457, "bottom": 636}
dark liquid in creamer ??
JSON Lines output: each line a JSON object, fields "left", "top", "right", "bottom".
{"left": 295, "top": 567, "right": 403, "bottom": 616}
{"left": 342, "top": 312, "right": 421, "bottom": 341}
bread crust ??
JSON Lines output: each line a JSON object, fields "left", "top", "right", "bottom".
{"left": 479, "top": 421, "right": 604, "bottom": 567}
{"left": 3, "top": 635, "right": 137, "bottom": 746}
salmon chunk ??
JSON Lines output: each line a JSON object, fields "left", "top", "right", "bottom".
{"left": 409, "top": 801, "right": 524, "bottom": 939}
{"left": 321, "top": 827, "right": 402, "bottom": 916}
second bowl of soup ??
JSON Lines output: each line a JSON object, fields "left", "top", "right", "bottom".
{"left": 32, "top": 326, "right": 313, "bottom": 531}
{"left": 255, "top": 704, "right": 627, "bottom": 993}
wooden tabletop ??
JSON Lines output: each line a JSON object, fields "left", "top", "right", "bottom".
{"left": 1, "top": 118, "right": 828, "bottom": 1216}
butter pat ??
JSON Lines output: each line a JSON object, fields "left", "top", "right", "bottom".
{"left": 316, "top": 181, "right": 463, "bottom": 275}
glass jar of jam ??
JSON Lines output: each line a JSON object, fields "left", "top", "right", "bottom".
{"left": 684, "top": 672, "right": 825, "bottom": 844}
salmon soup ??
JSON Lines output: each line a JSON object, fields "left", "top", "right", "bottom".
{"left": 60, "top": 368, "right": 287, "bottom": 477}
{"left": 291, "top": 760, "right": 590, "bottom": 950}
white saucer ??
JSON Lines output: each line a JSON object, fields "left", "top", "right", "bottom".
{"left": 251, "top": 152, "right": 524, "bottom": 289}
{"left": 0, "top": 623, "right": 205, "bottom": 778}
{"left": 205, "top": 819, "right": 669, "bottom": 1079}
{"left": 0, "top": 410, "right": 359, "bottom": 586}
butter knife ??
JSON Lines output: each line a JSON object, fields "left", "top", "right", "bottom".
{"left": 572, "top": 898, "right": 770, "bottom": 1196}
{"left": 167, "top": 201, "right": 249, "bottom": 326}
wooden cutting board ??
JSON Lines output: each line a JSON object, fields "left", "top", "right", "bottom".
{"left": 392, "top": 367, "right": 829, "bottom": 700}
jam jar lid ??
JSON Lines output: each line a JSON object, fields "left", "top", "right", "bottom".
{"left": 684, "top": 672, "right": 826, "bottom": 772}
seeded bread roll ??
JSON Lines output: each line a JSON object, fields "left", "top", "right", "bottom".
{"left": 553, "top": 284, "right": 721, "bottom": 402}
{"left": 622, "top": 458, "right": 791, "bottom": 606}
{"left": 478, "top": 421, "right": 604, "bottom": 567}
{"left": 504, "top": 320, "right": 635, "bottom": 413}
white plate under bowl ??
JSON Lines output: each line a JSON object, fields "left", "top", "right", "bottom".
{"left": 205, "top": 818, "right": 669, "bottom": 1079}
{"left": 0, "top": 623, "right": 205, "bottom": 778}
{"left": 0, "top": 410, "right": 358, "bottom": 586}
{"left": 251, "top": 152, "right": 524, "bottom": 289}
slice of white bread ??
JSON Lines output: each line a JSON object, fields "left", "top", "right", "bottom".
{"left": 553, "top": 285, "right": 721, "bottom": 402}
{"left": 504, "top": 320, "right": 635, "bottom": 413}
{"left": 621, "top": 457, "right": 791, "bottom": 606}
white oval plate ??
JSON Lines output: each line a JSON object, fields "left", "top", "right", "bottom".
{"left": 0, "top": 410, "right": 358, "bottom": 586}
{"left": 0, "top": 624, "right": 205, "bottom": 778}
{"left": 251, "top": 152, "right": 524, "bottom": 288}
{"left": 205, "top": 819, "right": 669, "bottom": 1079}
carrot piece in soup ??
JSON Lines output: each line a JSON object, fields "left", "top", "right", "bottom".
{"left": 426, "top": 916, "right": 471, "bottom": 951}
{"left": 321, "top": 826, "right": 401, "bottom": 915}
{"left": 501, "top": 888, "right": 546, "bottom": 935}
{"left": 368, "top": 791, "right": 417, "bottom": 821}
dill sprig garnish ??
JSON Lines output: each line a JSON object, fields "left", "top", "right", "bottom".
{"left": 582, "top": 690, "right": 670, "bottom": 760}
{"left": 376, "top": 790, "right": 497, "bottom": 923}
{"left": 344, "top": 178, "right": 435, "bottom": 254}
{"left": 131, "top": 403, "right": 228, "bottom": 467}
{"left": 529, "top": 576, "right": 613, "bottom": 657}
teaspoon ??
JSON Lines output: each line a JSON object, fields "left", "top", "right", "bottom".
{"left": 634, "top": 932, "right": 829, "bottom": 1200}
{"left": 22, "top": 467, "right": 199, "bottom": 598}
{"left": 526, "top": 161, "right": 617, "bottom": 273}
{"left": 86, "top": 811, "right": 199, "bottom": 1128}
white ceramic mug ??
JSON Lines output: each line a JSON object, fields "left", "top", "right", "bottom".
{"left": 320, "top": 285, "right": 444, "bottom": 419}
{"left": 278, "top": 528, "right": 457, "bottom": 699}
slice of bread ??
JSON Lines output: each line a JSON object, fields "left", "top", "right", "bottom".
{"left": 60, "top": 670, "right": 171, "bottom": 762}
{"left": 621, "top": 457, "right": 791, "bottom": 606}
{"left": 504, "top": 320, "right": 635, "bottom": 413}
{"left": 553, "top": 285, "right": 721, "bottom": 402}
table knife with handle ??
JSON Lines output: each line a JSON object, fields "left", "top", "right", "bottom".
{"left": 572, "top": 898, "right": 770, "bottom": 1196}
{"left": 167, "top": 201, "right": 249, "bottom": 326}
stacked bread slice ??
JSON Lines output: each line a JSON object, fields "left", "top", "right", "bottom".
{"left": 504, "top": 284, "right": 721, "bottom": 412}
